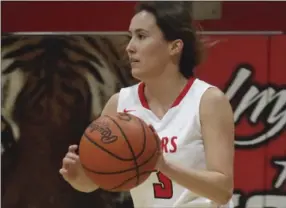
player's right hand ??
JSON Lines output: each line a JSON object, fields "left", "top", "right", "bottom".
{"left": 59, "top": 145, "right": 84, "bottom": 183}
{"left": 59, "top": 145, "right": 99, "bottom": 192}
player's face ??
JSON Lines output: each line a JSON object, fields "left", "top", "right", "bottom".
{"left": 126, "top": 11, "right": 172, "bottom": 80}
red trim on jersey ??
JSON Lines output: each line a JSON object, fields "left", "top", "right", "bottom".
{"left": 138, "top": 77, "right": 195, "bottom": 110}
{"left": 171, "top": 77, "right": 195, "bottom": 107}
{"left": 138, "top": 82, "right": 150, "bottom": 109}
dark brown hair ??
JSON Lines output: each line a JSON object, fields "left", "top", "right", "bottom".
{"left": 135, "top": 1, "right": 203, "bottom": 78}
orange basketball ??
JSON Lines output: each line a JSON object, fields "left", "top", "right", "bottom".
{"left": 79, "top": 112, "right": 160, "bottom": 192}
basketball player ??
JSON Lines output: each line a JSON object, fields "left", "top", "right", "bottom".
{"left": 59, "top": 2, "right": 234, "bottom": 207}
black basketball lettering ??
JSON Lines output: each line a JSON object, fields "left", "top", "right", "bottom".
{"left": 100, "top": 129, "right": 118, "bottom": 144}
{"left": 88, "top": 122, "right": 118, "bottom": 144}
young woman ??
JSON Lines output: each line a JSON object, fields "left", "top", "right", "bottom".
{"left": 60, "top": 2, "right": 235, "bottom": 207}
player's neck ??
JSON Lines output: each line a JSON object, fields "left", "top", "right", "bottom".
{"left": 143, "top": 71, "right": 188, "bottom": 111}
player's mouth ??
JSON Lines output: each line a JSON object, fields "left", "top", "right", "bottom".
{"left": 130, "top": 58, "right": 140, "bottom": 65}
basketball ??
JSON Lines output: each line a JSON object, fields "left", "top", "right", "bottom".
{"left": 79, "top": 112, "right": 160, "bottom": 192}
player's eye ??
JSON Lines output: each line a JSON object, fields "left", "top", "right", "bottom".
{"left": 137, "top": 33, "right": 146, "bottom": 40}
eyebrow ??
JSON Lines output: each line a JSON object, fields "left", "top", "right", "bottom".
{"left": 128, "top": 28, "right": 149, "bottom": 34}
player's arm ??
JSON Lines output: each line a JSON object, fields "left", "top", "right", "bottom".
{"left": 60, "top": 93, "right": 119, "bottom": 193}
{"left": 101, "top": 93, "right": 119, "bottom": 116}
{"left": 159, "top": 88, "right": 234, "bottom": 205}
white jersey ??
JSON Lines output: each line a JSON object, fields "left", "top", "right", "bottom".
{"left": 117, "top": 78, "right": 233, "bottom": 208}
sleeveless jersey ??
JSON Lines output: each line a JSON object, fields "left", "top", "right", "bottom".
{"left": 117, "top": 78, "right": 233, "bottom": 208}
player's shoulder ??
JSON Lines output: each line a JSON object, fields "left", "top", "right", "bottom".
{"left": 202, "top": 87, "right": 228, "bottom": 105}
{"left": 192, "top": 78, "right": 232, "bottom": 114}
{"left": 101, "top": 93, "right": 120, "bottom": 116}
{"left": 192, "top": 78, "right": 214, "bottom": 89}
{"left": 109, "top": 92, "right": 120, "bottom": 102}
{"left": 200, "top": 86, "right": 233, "bottom": 117}
{"left": 120, "top": 82, "right": 141, "bottom": 91}
{"left": 118, "top": 82, "right": 141, "bottom": 97}
{"left": 102, "top": 83, "right": 141, "bottom": 116}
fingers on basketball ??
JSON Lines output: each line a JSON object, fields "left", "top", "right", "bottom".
{"left": 60, "top": 145, "right": 79, "bottom": 178}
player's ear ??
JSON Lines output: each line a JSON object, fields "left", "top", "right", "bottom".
{"left": 169, "top": 39, "right": 183, "bottom": 56}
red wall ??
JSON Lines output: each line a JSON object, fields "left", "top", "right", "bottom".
{"left": 2, "top": 1, "right": 286, "bottom": 32}
{"left": 201, "top": 2, "right": 286, "bottom": 32}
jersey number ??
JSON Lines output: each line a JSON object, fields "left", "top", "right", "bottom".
{"left": 153, "top": 171, "right": 173, "bottom": 199}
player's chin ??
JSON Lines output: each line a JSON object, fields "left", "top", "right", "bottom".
{"left": 131, "top": 67, "right": 148, "bottom": 80}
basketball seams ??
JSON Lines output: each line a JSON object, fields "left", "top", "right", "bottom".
{"left": 82, "top": 115, "right": 146, "bottom": 161}
{"left": 83, "top": 132, "right": 133, "bottom": 161}
{"left": 104, "top": 115, "right": 141, "bottom": 186}
{"left": 134, "top": 117, "right": 147, "bottom": 159}
{"left": 81, "top": 139, "right": 159, "bottom": 174}
{"left": 80, "top": 113, "right": 161, "bottom": 191}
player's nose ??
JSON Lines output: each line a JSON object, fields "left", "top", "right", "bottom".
{"left": 126, "top": 38, "right": 136, "bottom": 54}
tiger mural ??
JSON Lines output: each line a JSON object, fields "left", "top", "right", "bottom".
{"left": 1, "top": 34, "right": 137, "bottom": 208}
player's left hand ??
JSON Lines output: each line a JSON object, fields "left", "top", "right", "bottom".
{"left": 148, "top": 124, "right": 166, "bottom": 171}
